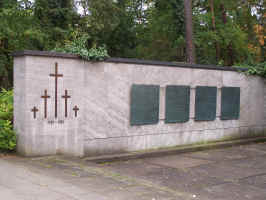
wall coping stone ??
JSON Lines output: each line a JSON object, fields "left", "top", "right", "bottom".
{"left": 12, "top": 50, "right": 247, "bottom": 72}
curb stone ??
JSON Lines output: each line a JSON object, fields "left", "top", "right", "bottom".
{"left": 84, "top": 137, "right": 266, "bottom": 163}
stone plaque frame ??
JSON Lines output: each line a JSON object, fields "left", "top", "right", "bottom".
{"left": 130, "top": 84, "right": 160, "bottom": 126}
{"left": 221, "top": 87, "right": 240, "bottom": 120}
{"left": 195, "top": 86, "right": 217, "bottom": 121}
{"left": 165, "top": 85, "right": 190, "bottom": 123}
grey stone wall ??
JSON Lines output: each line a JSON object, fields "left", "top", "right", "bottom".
{"left": 83, "top": 63, "right": 266, "bottom": 156}
{"left": 13, "top": 51, "right": 266, "bottom": 157}
{"left": 14, "top": 56, "right": 85, "bottom": 156}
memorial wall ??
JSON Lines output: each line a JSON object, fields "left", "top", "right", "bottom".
{"left": 13, "top": 50, "right": 266, "bottom": 157}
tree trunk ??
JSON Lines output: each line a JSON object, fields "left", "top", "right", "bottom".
{"left": 209, "top": 0, "right": 220, "bottom": 63}
{"left": 220, "top": 4, "right": 227, "bottom": 24}
{"left": 220, "top": 3, "right": 234, "bottom": 66}
{"left": 184, "top": 0, "right": 195, "bottom": 64}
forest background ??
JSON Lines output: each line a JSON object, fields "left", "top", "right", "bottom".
{"left": 0, "top": 0, "right": 265, "bottom": 89}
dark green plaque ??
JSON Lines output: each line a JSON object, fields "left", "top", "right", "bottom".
{"left": 165, "top": 86, "right": 190, "bottom": 123}
{"left": 195, "top": 86, "right": 217, "bottom": 121}
{"left": 221, "top": 87, "right": 240, "bottom": 120}
{"left": 130, "top": 84, "right": 160, "bottom": 126}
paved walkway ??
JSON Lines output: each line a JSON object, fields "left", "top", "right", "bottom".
{"left": 1, "top": 142, "right": 266, "bottom": 200}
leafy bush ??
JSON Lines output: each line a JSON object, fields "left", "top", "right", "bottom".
{"left": 0, "top": 89, "right": 16, "bottom": 151}
{"left": 53, "top": 35, "right": 109, "bottom": 61}
{"left": 0, "top": 120, "right": 16, "bottom": 151}
{"left": 236, "top": 62, "right": 266, "bottom": 78}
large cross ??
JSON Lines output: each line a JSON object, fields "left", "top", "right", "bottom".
{"left": 62, "top": 90, "right": 71, "bottom": 118}
{"left": 73, "top": 106, "right": 79, "bottom": 117}
{"left": 31, "top": 106, "right": 39, "bottom": 119}
{"left": 50, "top": 62, "right": 63, "bottom": 118}
{"left": 41, "top": 90, "right": 50, "bottom": 118}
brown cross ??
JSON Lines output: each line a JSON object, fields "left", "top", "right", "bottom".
{"left": 41, "top": 90, "right": 50, "bottom": 118}
{"left": 50, "top": 62, "right": 63, "bottom": 118}
{"left": 31, "top": 106, "right": 39, "bottom": 119}
{"left": 73, "top": 106, "right": 79, "bottom": 117}
{"left": 62, "top": 90, "right": 71, "bottom": 118}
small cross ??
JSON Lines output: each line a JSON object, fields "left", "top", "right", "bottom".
{"left": 62, "top": 90, "right": 71, "bottom": 117}
{"left": 41, "top": 90, "right": 50, "bottom": 118}
{"left": 50, "top": 62, "right": 63, "bottom": 118}
{"left": 73, "top": 106, "right": 79, "bottom": 117}
{"left": 31, "top": 106, "right": 39, "bottom": 119}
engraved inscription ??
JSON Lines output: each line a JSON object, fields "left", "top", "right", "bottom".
{"left": 48, "top": 120, "right": 65, "bottom": 125}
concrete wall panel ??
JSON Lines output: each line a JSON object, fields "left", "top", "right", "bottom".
{"left": 13, "top": 52, "right": 266, "bottom": 156}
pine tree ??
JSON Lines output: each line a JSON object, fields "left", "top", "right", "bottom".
{"left": 184, "top": 0, "right": 195, "bottom": 63}
{"left": 34, "top": 0, "right": 77, "bottom": 49}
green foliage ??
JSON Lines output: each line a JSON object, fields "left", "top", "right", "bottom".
{"left": 0, "top": 89, "right": 13, "bottom": 121}
{"left": 0, "top": 89, "right": 16, "bottom": 151}
{"left": 76, "top": 0, "right": 139, "bottom": 58}
{"left": 34, "top": 0, "right": 79, "bottom": 50}
{"left": 53, "top": 35, "right": 109, "bottom": 61}
{"left": 193, "top": 0, "right": 255, "bottom": 65}
{"left": 237, "top": 62, "right": 266, "bottom": 78}
{"left": 0, "top": 0, "right": 264, "bottom": 89}
{"left": 0, "top": 120, "right": 16, "bottom": 151}
{"left": 135, "top": 0, "right": 185, "bottom": 61}
{"left": 0, "top": 0, "right": 46, "bottom": 88}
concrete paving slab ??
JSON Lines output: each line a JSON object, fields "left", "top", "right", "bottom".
{"left": 245, "top": 143, "right": 266, "bottom": 151}
{"left": 218, "top": 156, "right": 266, "bottom": 170}
{"left": 238, "top": 174, "right": 266, "bottom": 189}
{"left": 143, "top": 155, "right": 213, "bottom": 169}
{"left": 201, "top": 183, "right": 266, "bottom": 200}
{"left": 0, "top": 158, "right": 108, "bottom": 200}
{"left": 2, "top": 142, "right": 266, "bottom": 200}
{"left": 190, "top": 162, "right": 264, "bottom": 181}
{"left": 102, "top": 159, "right": 226, "bottom": 193}
{"left": 182, "top": 145, "right": 266, "bottom": 162}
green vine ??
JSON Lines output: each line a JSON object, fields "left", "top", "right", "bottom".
{"left": 235, "top": 62, "right": 266, "bottom": 78}
{"left": 53, "top": 35, "right": 109, "bottom": 61}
